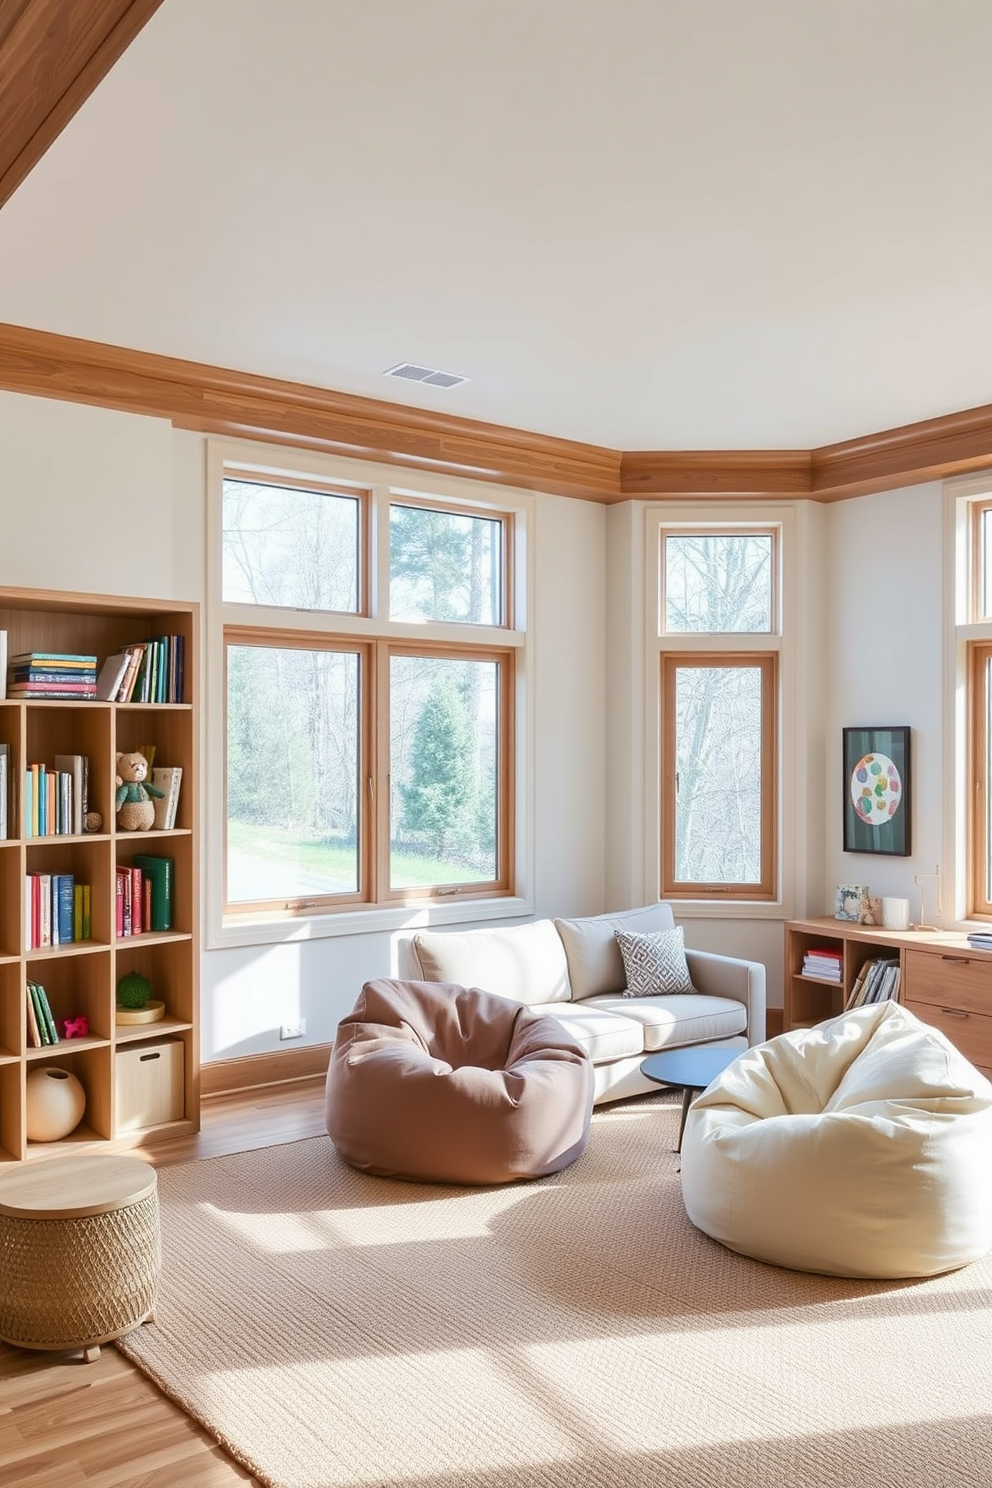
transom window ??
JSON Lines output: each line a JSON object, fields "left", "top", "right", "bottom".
{"left": 219, "top": 464, "right": 519, "bottom": 921}
{"left": 662, "top": 530, "right": 775, "bottom": 634}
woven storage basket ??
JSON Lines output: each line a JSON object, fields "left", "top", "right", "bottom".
{"left": 0, "top": 1155, "right": 160, "bottom": 1353}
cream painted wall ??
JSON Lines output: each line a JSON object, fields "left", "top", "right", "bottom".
{"left": 823, "top": 482, "right": 945, "bottom": 918}
{"left": 0, "top": 392, "right": 175, "bottom": 596}
{"left": 0, "top": 394, "right": 607, "bottom": 1062}
{"left": 0, "top": 387, "right": 951, "bottom": 1044}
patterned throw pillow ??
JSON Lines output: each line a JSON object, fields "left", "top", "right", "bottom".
{"left": 616, "top": 927, "right": 695, "bottom": 998}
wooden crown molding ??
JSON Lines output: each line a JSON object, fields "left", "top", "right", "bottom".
{"left": 812, "top": 402, "right": 992, "bottom": 500}
{"left": 621, "top": 449, "right": 812, "bottom": 499}
{"left": 0, "top": 0, "right": 165, "bottom": 211}
{"left": 1, "top": 320, "right": 992, "bottom": 503}
{"left": 0, "top": 322, "right": 621, "bottom": 502}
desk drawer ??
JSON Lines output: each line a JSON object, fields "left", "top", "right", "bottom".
{"left": 903, "top": 997, "right": 992, "bottom": 1073}
{"left": 903, "top": 949, "right": 992, "bottom": 1015}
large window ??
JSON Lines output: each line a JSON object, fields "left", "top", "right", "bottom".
{"left": 959, "top": 492, "right": 992, "bottom": 919}
{"left": 217, "top": 462, "right": 520, "bottom": 922}
{"left": 658, "top": 527, "right": 780, "bottom": 902}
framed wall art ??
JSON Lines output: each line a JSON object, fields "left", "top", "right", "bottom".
{"left": 842, "top": 726, "right": 911, "bottom": 856}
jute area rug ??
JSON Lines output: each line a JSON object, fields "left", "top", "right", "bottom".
{"left": 118, "top": 1095, "right": 992, "bottom": 1488}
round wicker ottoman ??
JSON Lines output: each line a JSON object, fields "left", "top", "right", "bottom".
{"left": 0, "top": 1153, "right": 160, "bottom": 1361}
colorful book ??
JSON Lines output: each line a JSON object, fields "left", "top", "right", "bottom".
{"left": 116, "top": 645, "right": 145, "bottom": 702}
{"left": 9, "top": 657, "right": 98, "bottom": 669}
{"left": 134, "top": 854, "right": 173, "bottom": 931}
{"left": 33, "top": 982, "right": 59, "bottom": 1044}
{"left": 95, "top": 651, "right": 131, "bottom": 701}
{"left": 25, "top": 981, "right": 42, "bottom": 1047}
{"left": 7, "top": 684, "right": 97, "bottom": 698}
{"left": 151, "top": 766, "right": 182, "bottom": 830}
{"left": 55, "top": 874, "right": 75, "bottom": 945}
{"left": 115, "top": 868, "right": 128, "bottom": 938}
{"left": 28, "top": 983, "right": 49, "bottom": 1045}
{"left": 131, "top": 867, "right": 143, "bottom": 935}
{"left": 54, "top": 754, "right": 87, "bottom": 835}
{"left": 38, "top": 873, "right": 52, "bottom": 947}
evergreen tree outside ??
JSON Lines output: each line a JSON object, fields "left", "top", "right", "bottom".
{"left": 400, "top": 675, "right": 478, "bottom": 858}
{"left": 390, "top": 504, "right": 500, "bottom": 624}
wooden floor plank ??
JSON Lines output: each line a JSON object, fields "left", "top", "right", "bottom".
{"left": 0, "top": 1079, "right": 323, "bottom": 1487}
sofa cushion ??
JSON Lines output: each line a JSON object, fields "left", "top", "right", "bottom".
{"left": 533, "top": 1002, "right": 646, "bottom": 1063}
{"left": 582, "top": 993, "right": 748, "bottom": 1051}
{"left": 554, "top": 903, "right": 675, "bottom": 1000}
{"left": 617, "top": 926, "right": 695, "bottom": 997}
{"left": 407, "top": 919, "right": 571, "bottom": 1006}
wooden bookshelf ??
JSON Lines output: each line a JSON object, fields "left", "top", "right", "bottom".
{"left": 0, "top": 586, "right": 198, "bottom": 1163}
{"left": 785, "top": 916, "right": 992, "bottom": 1080}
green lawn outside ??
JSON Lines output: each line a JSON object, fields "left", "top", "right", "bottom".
{"left": 228, "top": 819, "right": 487, "bottom": 889}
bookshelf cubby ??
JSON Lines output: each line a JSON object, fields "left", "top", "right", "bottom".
{"left": 785, "top": 917, "right": 992, "bottom": 1080}
{"left": 0, "top": 585, "right": 198, "bottom": 1164}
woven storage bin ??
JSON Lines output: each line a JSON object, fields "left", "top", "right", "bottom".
{"left": 0, "top": 1154, "right": 160, "bottom": 1354}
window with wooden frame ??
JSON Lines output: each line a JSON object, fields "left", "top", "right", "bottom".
{"left": 972, "top": 498, "right": 992, "bottom": 623}
{"left": 963, "top": 494, "right": 992, "bottom": 919}
{"left": 967, "top": 640, "right": 992, "bottom": 918}
{"left": 658, "top": 526, "right": 780, "bottom": 903}
{"left": 660, "top": 653, "right": 778, "bottom": 900}
{"left": 220, "top": 466, "right": 517, "bottom": 921}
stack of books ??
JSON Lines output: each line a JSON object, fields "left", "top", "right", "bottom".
{"left": 25, "top": 980, "right": 59, "bottom": 1046}
{"left": 8, "top": 652, "right": 98, "bottom": 698}
{"left": 23, "top": 755, "right": 89, "bottom": 837}
{"left": 802, "top": 946, "right": 843, "bottom": 981}
{"left": 96, "top": 634, "right": 185, "bottom": 703}
{"left": 25, "top": 873, "right": 92, "bottom": 948}
{"left": 966, "top": 930, "right": 992, "bottom": 951}
{"left": 846, "top": 956, "right": 901, "bottom": 1008}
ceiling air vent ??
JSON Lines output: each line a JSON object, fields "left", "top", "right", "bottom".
{"left": 384, "top": 362, "right": 469, "bottom": 389}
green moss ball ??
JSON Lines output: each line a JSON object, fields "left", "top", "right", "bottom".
{"left": 116, "top": 970, "right": 152, "bottom": 1010}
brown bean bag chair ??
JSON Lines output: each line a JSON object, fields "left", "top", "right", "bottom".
{"left": 326, "top": 978, "right": 595, "bottom": 1184}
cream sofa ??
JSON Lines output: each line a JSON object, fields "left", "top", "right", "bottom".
{"left": 398, "top": 902, "right": 766, "bottom": 1105}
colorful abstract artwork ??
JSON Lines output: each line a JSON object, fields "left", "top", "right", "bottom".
{"left": 842, "top": 727, "right": 911, "bottom": 856}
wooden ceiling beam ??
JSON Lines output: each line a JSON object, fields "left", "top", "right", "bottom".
{"left": 0, "top": 0, "right": 164, "bottom": 211}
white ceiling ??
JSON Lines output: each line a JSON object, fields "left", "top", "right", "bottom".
{"left": 1, "top": 0, "right": 990, "bottom": 452}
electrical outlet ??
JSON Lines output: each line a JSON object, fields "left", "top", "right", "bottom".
{"left": 280, "top": 1019, "right": 306, "bottom": 1040}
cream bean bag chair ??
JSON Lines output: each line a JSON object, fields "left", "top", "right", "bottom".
{"left": 681, "top": 1000, "right": 992, "bottom": 1278}
{"left": 326, "top": 978, "right": 595, "bottom": 1184}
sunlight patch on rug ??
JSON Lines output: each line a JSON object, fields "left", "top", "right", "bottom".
{"left": 117, "top": 1098, "right": 992, "bottom": 1488}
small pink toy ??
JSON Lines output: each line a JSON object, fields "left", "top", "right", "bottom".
{"left": 62, "top": 1015, "right": 89, "bottom": 1040}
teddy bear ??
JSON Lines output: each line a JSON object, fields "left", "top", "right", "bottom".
{"left": 115, "top": 751, "right": 164, "bottom": 831}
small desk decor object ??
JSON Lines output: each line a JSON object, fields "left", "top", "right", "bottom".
{"left": 842, "top": 726, "right": 911, "bottom": 857}
{"left": 835, "top": 883, "right": 868, "bottom": 921}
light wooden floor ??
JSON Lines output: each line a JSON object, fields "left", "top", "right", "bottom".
{"left": 0, "top": 1078, "right": 329, "bottom": 1488}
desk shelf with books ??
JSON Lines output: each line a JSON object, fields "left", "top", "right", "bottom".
{"left": 785, "top": 919, "right": 912, "bottom": 1030}
{"left": 0, "top": 585, "right": 199, "bottom": 1164}
{"left": 785, "top": 917, "right": 992, "bottom": 1080}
